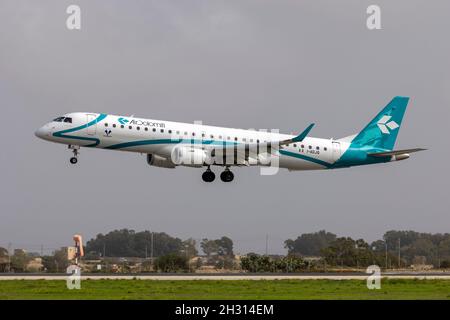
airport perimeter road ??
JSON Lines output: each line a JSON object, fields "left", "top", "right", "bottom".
{"left": 0, "top": 272, "right": 450, "bottom": 280}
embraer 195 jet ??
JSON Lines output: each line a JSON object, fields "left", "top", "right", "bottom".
{"left": 35, "top": 96, "right": 425, "bottom": 182}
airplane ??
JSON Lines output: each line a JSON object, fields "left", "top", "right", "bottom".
{"left": 35, "top": 96, "right": 425, "bottom": 182}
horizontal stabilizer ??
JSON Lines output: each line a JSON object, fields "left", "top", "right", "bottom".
{"left": 367, "top": 148, "right": 427, "bottom": 157}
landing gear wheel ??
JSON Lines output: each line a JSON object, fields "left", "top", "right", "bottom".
{"left": 68, "top": 145, "right": 80, "bottom": 165}
{"left": 202, "top": 169, "right": 215, "bottom": 182}
{"left": 220, "top": 169, "right": 234, "bottom": 182}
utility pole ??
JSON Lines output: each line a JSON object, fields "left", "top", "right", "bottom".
{"left": 40, "top": 244, "right": 44, "bottom": 257}
{"left": 398, "top": 238, "right": 401, "bottom": 269}
{"left": 7, "top": 242, "right": 11, "bottom": 273}
{"left": 103, "top": 243, "right": 106, "bottom": 258}
{"left": 385, "top": 241, "right": 388, "bottom": 270}
{"left": 437, "top": 241, "right": 441, "bottom": 269}
{"left": 150, "top": 232, "right": 154, "bottom": 268}
{"left": 145, "top": 244, "right": 148, "bottom": 259}
{"left": 265, "top": 234, "right": 268, "bottom": 256}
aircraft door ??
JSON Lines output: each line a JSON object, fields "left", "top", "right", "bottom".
{"left": 86, "top": 114, "right": 97, "bottom": 135}
{"left": 332, "top": 141, "right": 341, "bottom": 162}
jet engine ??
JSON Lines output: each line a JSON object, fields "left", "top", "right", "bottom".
{"left": 171, "top": 146, "right": 209, "bottom": 167}
{"left": 146, "top": 154, "right": 176, "bottom": 168}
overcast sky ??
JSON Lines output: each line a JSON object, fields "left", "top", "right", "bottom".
{"left": 0, "top": 0, "right": 449, "bottom": 255}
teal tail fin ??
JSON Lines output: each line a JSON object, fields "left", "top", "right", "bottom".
{"left": 351, "top": 96, "right": 409, "bottom": 150}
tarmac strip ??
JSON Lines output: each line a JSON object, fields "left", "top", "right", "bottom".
{"left": 1, "top": 274, "right": 449, "bottom": 280}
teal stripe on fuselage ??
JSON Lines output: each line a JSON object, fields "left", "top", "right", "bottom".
{"left": 330, "top": 145, "right": 391, "bottom": 168}
{"left": 279, "top": 149, "right": 332, "bottom": 168}
{"left": 104, "top": 139, "right": 238, "bottom": 150}
{"left": 53, "top": 113, "right": 107, "bottom": 147}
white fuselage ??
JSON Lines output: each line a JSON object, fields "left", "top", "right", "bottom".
{"left": 36, "top": 112, "right": 350, "bottom": 171}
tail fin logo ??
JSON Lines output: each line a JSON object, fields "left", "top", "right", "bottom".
{"left": 377, "top": 115, "right": 399, "bottom": 134}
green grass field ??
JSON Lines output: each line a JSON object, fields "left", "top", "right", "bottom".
{"left": 0, "top": 279, "right": 449, "bottom": 300}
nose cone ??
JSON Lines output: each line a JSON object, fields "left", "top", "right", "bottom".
{"left": 35, "top": 126, "right": 49, "bottom": 139}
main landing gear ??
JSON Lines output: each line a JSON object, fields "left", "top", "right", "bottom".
{"left": 69, "top": 145, "right": 80, "bottom": 165}
{"left": 201, "top": 167, "right": 234, "bottom": 182}
{"left": 202, "top": 168, "right": 215, "bottom": 182}
{"left": 220, "top": 168, "right": 234, "bottom": 182}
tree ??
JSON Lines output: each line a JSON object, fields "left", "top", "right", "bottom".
{"left": 0, "top": 247, "right": 8, "bottom": 272}
{"left": 10, "top": 250, "right": 31, "bottom": 273}
{"left": 200, "top": 236, "right": 234, "bottom": 267}
{"left": 217, "top": 237, "right": 234, "bottom": 257}
{"left": 285, "top": 230, "right": 337, "bottom": 256}
{"left": 201, "top": 239, "right": 219, "bottom": 258}
{"left": 42, "top": 249, "right": 69, "bottom": 273}
{"left": 381, "top": 230, "right": 450, "bottom": 267}
{"left": 321, "top": 237, "right": 386, "bottom": 268}
{"left": 182, "top": 238, "right": 198, "bottom": 258}
{"left": 85, "top": 229, "right": 184, "bottom": 258}
{"left": 241, "top": 254, "right": 306, "bottom": 273}
{"left": 154, "top": 253, "right": 188, "bottom": 273}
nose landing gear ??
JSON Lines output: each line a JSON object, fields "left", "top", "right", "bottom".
{"left": 69, "top": 145, "right": 80, "bottom": 165}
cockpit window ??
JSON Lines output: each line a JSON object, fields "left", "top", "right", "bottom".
{"left": 63, "top": 117, "right": 72, "bottom": 123}
{"left": 53, "top": 117, "right": 64, "bottom": 122}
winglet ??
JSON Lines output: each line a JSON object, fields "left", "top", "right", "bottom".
{"left": 292, "top": 123, "right": 315, "bottom": 142}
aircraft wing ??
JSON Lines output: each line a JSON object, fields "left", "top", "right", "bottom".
{"left": 278, "top": 123, "right": 315, "bottom": 145}
{"left": 208, "top": 123, "right": 315, "bottom": 166}
{"left": 367, "top": 148, "right": 427, "bottom": 157}
{"left": 211, "top": 123, "right": 315, "bottom": 151}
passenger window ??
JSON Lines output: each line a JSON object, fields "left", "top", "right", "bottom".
{"left": 168, "top": 130, "right": 172, "bottom": 134}
{"left": 104, "top": 123, "right": 108, "bottom": 127}
{"left": 316, "top": 146, "right": 320, "bottom": 150}
{"left": 210, "top": 134, "right": 214, "bottom": 139}
{"left": 121, "top": 125, "right": 124, "bottom": 129}
{"left": 152, "top": 128, "right": 156, "bottom": 132}
{"left": 129, "top": 126, "right": 133, "bottom": 130}
{"left": 309, "top": 146, "right": 312, "bottom": 149}
{"left": 293, "top": 144, "right": 297, "bottom": 147}
{"left": 137, "top": 127, "right": 140, "bottom": 130}
{"left": 160, "top": 129, "right": 164, "bottom": 133}
{"left": 144, "top": 127, "right": 148, "bottom": 131}
{"left": 324, "top": 147, "right": 327, "bottom": 151}
{"left": 192, "top": 132, "right": 195, "bottom": 136}
{"left": 113, "top": 124, "right": 116, "bottom": 128}
{"left": 301, "top": 145, "right": 304, "bottom": 148}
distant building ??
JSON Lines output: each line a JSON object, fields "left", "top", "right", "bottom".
{"left": 66, "top": 246, "right": 78, "bottom": 260}
{"left": 26, "top": 258, "right": 43, "bottom": 272}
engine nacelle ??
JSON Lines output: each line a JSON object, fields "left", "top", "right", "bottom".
{"left": 147, "top": 154, "right": 176, "bottom": 168}
{"left": 171, "top": 146, "right": 209, "bottom": 167}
